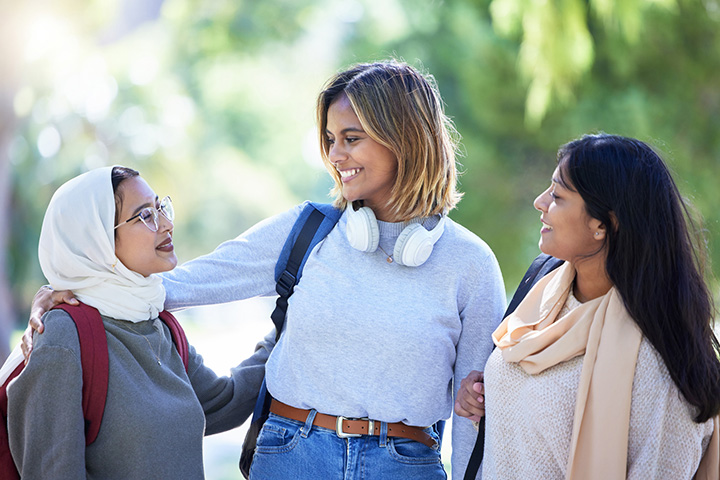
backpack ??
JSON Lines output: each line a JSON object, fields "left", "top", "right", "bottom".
{"left": 239, "top": 202, "right": 343, "bottom": 478}
{"left": 463, "top": 253, "right": 564, "bottom": 480}
{"left": 0, "top": 302, "right": 189, "bottom": 480}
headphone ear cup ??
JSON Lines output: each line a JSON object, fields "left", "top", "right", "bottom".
{"left": 346, "top": 206, "right": 380, "bottom": 252}
{"left": 394, "top": 223, "right": 433, "bottom": 267}
{"left": 394, "top": 216, "right": 447, "bottom": 267}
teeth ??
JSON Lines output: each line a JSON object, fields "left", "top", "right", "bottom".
{"left": 339, "top": 168, "right": 361, "bottom": 178}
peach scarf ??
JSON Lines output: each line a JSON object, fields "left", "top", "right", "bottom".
{"left": 492, "top": 262, "right": 719, "bottom": 480}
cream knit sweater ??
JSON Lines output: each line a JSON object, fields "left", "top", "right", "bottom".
{"left": 482, "top": 293, "right": 714, "bottom": 480}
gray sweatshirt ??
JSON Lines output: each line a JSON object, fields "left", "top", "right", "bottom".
{"left": 161, "top": 203, "right": 507, "bottom": 478}
{"left": 7, "top": 309, "right": 273, "bottom": 479}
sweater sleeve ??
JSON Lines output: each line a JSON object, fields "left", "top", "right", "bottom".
{"left": 627, "top": 340, "right": 714, "bottom": 479}
{"left": 451, "top": 244, "right": 506, "bottom": 480}
{"left": 6, "top": 310, "right": 87, "bottom": 479}
{"left": 187, "top": 329, "right": 276, "bottom": 435}
{"left": 161, "top": 205, "right": 303, "bottom": 311}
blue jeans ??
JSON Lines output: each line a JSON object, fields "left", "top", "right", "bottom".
{"left": 249, "top": 412, "right": 446, "bottom": 480}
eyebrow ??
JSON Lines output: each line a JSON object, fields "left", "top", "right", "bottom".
{"left": 552, "top": 176, "right": 568, "bottom": 189}
{"left": 326, "top": 127, "right": 365, "bottom": 136}
{"left": 129, "top": 196, "right": 159, "bottom": 217}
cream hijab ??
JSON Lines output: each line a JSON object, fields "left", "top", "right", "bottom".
{"left": 493, "top": 261, "right": 719, "bottom": 480}
{"left": 38, "top": 167, "right": 166, "bottom": 322}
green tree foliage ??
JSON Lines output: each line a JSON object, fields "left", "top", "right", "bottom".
{"left": 5, "top": 0, "right": 720, "bottom": 340}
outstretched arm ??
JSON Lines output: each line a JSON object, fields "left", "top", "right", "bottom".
{"left": 161, "top": 206, "right": 301, "bottom": 311}
{"left": 187, "top": 329, "right": 276, "bottom": 435}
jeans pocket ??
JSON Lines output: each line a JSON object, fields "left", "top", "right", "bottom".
{"left": 255, "top": 414, "right": 303, "bottom": 454}
{"left": 387, "top": 429, "right": 441, "bottom": 465}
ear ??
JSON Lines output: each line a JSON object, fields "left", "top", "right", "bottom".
{"left": 591, "top": 212, "right": 617, "bottom": 241}
{"left": 593, "top": 223, "right": 607, "bottom": 241}
{"left": 588, "top": 217, "right": 607, "bottom": 241}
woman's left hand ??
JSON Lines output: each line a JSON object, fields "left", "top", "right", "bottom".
{"left": 454, "top": 370, "right": 485, "bottom": 422}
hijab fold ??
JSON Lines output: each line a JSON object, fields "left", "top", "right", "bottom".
{"left": 38, "top": 167, "right": 165, "bottom": 322}
{"left": 493, "top": 261, "right": 719, "bottom": 480}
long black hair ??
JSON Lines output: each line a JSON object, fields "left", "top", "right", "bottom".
{"left": 558, "top": 133, "right": 720, "bottom": 423}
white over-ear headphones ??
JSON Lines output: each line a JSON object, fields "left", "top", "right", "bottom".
{"left": 345, "top": 206, "right": 446, "bottom": 267}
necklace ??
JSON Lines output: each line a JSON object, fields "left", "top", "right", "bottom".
{"left": 378, "top": 245, "right": 393, "bottom": 263}
{"left": 127, "top": 323, "right": 163, "bottom": 366}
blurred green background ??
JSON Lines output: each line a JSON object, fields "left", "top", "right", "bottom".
{"left": 2, "top": 0, "right": 719, "bottom": 359}
{"left": 2, "top": 1, "right": 719, "bottom": 477}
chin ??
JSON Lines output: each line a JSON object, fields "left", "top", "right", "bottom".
{"left": 538, "top": 240, "right": 555, "bottom": 258}
{"left": 538, "top": 239, "right": 548, "bottom": 254}
{"left": 155, "top": 257, "right": 178, "bottom": 274}
{"left": 342, "top": 192, "right": 359, "bottom": 203}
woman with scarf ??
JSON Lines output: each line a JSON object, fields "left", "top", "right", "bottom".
{"left": 456, "top": 133, "right": 720, "bottom": 479}
{"left": 4, "top": 166, "right": 271, "bottom": 479}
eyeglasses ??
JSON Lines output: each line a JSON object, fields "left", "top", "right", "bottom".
{"left": 114, "top": 196, "right": 174, "bottom": 232}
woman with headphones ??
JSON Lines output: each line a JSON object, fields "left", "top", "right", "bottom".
{"left": 28, "top": 60, "right": 506, "bottom": 479}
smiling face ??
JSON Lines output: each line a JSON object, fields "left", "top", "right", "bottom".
{"left": 326, "top": 93, "right": 398, "bottom": 221}
{"left": 533, "top": 166, "right": 606, "bottom": 264}
{"left": 114, "top": 176, "right": 177, "bottom": 277}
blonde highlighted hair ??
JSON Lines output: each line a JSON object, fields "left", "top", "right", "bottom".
{"left": 317, "top": 60, "right": 462, "bottom": 220}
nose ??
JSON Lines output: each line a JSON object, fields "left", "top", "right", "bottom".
{"left": 533, "top": 187, "right": 550, "bottom": 213}
{"left": 328, "top": 141, "right": 346, "bottom": 165}
{"left": 157, "top": 211, "right": 174, "bottom": 233}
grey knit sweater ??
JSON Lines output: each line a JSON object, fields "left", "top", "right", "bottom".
{"left": 161, "top": 203, "right": 507, "bottom": 478}
{"left": 7, "top": 309, "right": 273, "bottom": 479}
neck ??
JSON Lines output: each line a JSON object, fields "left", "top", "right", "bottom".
{"left": 362, "top": 202, "right": 402, "bottom": 223}
{"left": 572, "top": 255, "right": 613, "bottom": 303}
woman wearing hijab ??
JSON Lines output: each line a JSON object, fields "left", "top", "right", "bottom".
{"left": 456, "top": 134, "right": 720, "bottom": 479}
{"left": 5, "top": 166, "right": 271, "bottom": 479}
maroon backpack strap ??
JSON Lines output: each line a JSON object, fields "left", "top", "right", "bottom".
{"left": 158, "top": 311, "right": 189, "bottom": 372}
{"left": 0, "top": 361, "right": 25, "bottom": 480}
{"left": 0, "top": 364, "right": 25, "bottom": 416}
{"left": 0, "top": 303, "right": 108, "bottom": 479}
{"left": 54, "top": 303, "right": 109, "bottom": 446}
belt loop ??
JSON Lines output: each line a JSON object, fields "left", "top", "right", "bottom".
{"left": 300, "top": 409, "right": 318, "bottom": 438}
{"left": 379, "top": 421, "right": 388, "bottom": 447}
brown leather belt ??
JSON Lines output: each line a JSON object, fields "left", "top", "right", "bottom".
{"left": 269, "top": 399, "right": 436, "bottom": 449}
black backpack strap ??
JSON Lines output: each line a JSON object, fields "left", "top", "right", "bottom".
{"left": 463, "top": 254, "right": 564, "bottom": 480}
{"left": 240, "top": 204, "right": 341, "bottom": 479}
{"left": 270, "top": 208, "right": 325, "bottom": 341}
{"left": 463, "top": 416, "right": 486, "bottom": 480}
{"left": 504, "top": 254, "right": 564, "bottom": 317}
